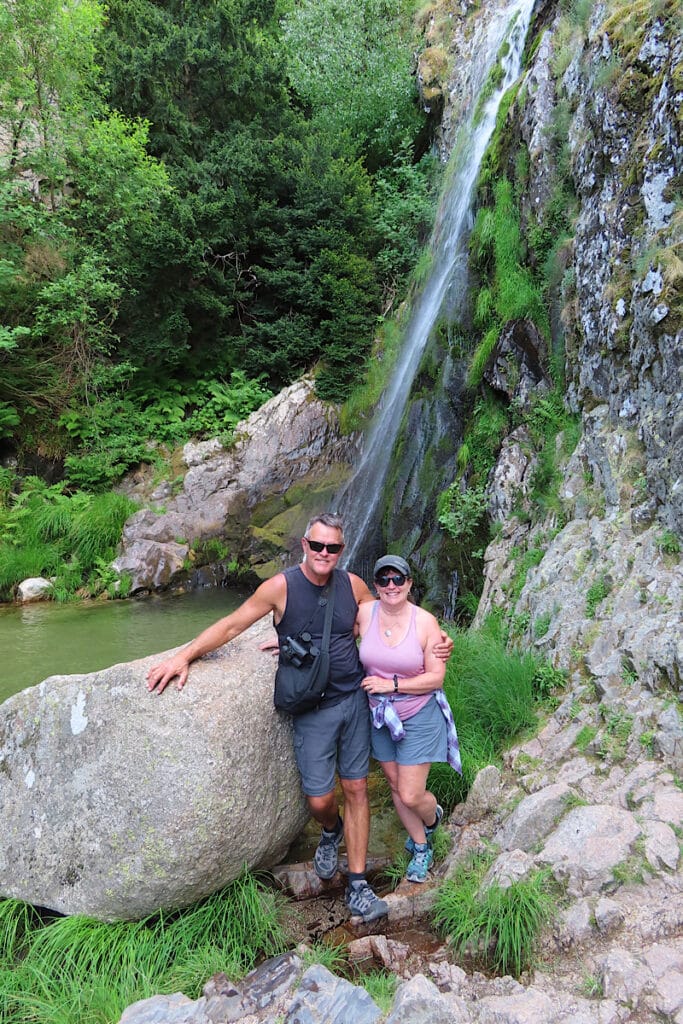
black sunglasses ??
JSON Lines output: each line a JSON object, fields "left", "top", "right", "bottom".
{"left": 304, "top": 538, "right": 344, "bottom": 554}
{"left": 375, "top": 573, "right": 407, "bottom": 587}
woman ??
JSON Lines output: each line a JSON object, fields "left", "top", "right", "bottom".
{"left": 357, "top": 555, "right": 461, "bottom": 883}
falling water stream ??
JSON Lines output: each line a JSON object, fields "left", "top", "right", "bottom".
{"left": 337, "top": 0, "right": 535, "bottom": 570}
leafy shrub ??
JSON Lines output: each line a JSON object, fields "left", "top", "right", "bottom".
{"left": 60, "top": 371, "right": 274, "bottom": 491}
{"left": 585, "top": 575, "right": 611, "bottom": 618}
{"left": 532, "top": 662, "right": 567, "bottom": 704}
{"left": 0, "top": 402, "right": 20, "bottom": 440}
{"left": 657, "top": 529, "right": 680, "bottom": 555}
{"left": 437, "top": 483, "right": 488, "bottom": 544}
{"left": 533, "top": 611, "right": 552, "bottom": 638}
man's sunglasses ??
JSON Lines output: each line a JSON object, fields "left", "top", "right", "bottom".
{"left": 304, "top": 538, "right": 344, "bottom": 554}
{"left": 375, "top": 573, "right": 407, "bottom": 587}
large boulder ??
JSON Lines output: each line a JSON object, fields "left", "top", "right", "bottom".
{"left": 0, "top": 618, "right": 309, "bottom": 921}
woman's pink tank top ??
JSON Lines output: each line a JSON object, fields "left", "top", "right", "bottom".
{"left": 359, "top": 603, "right": 432, "bottom": 719}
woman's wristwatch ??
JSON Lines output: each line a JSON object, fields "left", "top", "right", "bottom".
{"left": 393, "top": 674, "right": 399, "bottom": 693}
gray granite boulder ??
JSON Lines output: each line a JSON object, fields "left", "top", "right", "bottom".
{"left": 0, "top": 618, "right": 308, "bottom": 920}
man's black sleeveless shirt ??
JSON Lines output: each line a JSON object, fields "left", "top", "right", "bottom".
{"left": 276, "top": 566, "right": 363, "bottom": 706}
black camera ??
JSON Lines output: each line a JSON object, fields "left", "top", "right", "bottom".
{"left": 280, "top": 631, "right": 320, "bottom": 668}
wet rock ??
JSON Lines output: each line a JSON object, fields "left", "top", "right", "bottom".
{"left": 288, "top": 964, "right": 382, "bottom": 1024}
{"left": 484, "top": 319, "right": 550, "bottom": 407}
{"left": 113, "top": 378, "right": 359, "bottom": 593}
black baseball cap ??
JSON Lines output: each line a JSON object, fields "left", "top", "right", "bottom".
{"left": 373, "top": 555, "right": 411, "bottom": 578}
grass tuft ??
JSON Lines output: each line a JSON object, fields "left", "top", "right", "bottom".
{"left": 432, "top": 858, "right": 553, "bottom": 977}
{"left": 0, "top": 872, "right": 289, "bottom": 1024}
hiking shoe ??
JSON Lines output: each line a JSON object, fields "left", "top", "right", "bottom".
{"left": 406, "top": 842, "right": 434, "bottom": 883}
{"left": 404, "top": 804, "right": 443, "bottom": 853}
{"left": 313, "top": 820, "right": 343, "bottom": 880}
{"left": 345, "top": 880, "right": 389, "bottom": 923}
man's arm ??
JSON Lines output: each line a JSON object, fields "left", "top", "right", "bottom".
{"left": 146, "top": 574, "right": 286, "bottom": 694}
{"left": 350, "top": 573, "right": 375, "bottom": 605}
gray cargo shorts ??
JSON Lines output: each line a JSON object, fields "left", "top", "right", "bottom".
{"left": 291, "top": 687, "right": 370, "bottom": 797}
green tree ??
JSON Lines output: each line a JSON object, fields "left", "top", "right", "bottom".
{"left": 0, "top": 0, "right": 105, "bottom": 205}
{"left": 280, "top": 0, "right": 423, "bottom": 168}
{"left": 99, "top": 0, "right": 384, "bottom": 395}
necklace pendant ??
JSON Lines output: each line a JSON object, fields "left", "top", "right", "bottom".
{"left": 384, "top": 628, "right": 392, "bottom": 637}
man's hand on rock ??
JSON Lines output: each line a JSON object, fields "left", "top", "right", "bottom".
{"left": 146, "top": 654, "right": 191, "bottom": 694}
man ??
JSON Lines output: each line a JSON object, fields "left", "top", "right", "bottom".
{"left": 147, "top": 512, "right": 452, "bottom": 922}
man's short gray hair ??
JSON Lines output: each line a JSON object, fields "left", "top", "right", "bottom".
{"left": 304, "top": 512, "right": 345, "bottom": 543}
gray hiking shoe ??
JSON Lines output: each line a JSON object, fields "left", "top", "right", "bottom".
{"left": 345, "top": 880, "right": 389, "bottom": 923}
{"left": 313, "top": 820, "right": 343, "bottom": 880}
{"left": 405, "top": 804, "right": 443, "bottom": 854}
{"left": 406, "top": 842, "right": 434, "bottom": 883}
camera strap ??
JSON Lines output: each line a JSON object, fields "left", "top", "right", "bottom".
{"left": 292, "top": 570, "right": 336, "bottom": 647}
{"left": 318, "top": 571, "right": 336, "bottom": 658}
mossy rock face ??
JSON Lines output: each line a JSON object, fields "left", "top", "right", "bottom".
{"left": 248, "top": 465, "right": 353, "bottom": 579}
{"left": 617, "top": 67, "right": 656, "bottom": 113}
{"left": 419, "top": 45, "right": 449, "bottom": 88}
{"left": 249, "top": 494, "right": 290, "bottom": 530}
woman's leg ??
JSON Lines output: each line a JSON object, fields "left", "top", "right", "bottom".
{"left": 380, "top": 760, "right": 434, "bottom": 845}
{"left": 397, "top": 762, "right": 437, "bottom": 837}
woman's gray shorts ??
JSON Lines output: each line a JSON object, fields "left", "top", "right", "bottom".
{"left": 292, "top": 687, "right": 371, "bottom": 797}
{"left": 371, "top": 693, "right": 448, "bottom": 765}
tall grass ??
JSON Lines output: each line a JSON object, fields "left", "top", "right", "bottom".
{"left": 467, "top": 177, "right": 550, "bottom": 388}
{"left": 0, "top": 873, "right": 289, "bottom": 1024}
{"left": 428, "top": 619, "right": 538, "bottom": 810}
{"left": 0, "top": 476, "right": 136, "bottom": 600}
{"left": 433, "top": 855, "right": 553, "bottom": 977}
{"left": 340, "top": 317, "right": 404, "bottom": 433}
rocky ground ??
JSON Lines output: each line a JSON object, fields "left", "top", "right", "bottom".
{"left": 118, "top": 658, "right": 683, "bottom": 1023}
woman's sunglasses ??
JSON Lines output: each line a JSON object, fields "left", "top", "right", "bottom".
{"left": 375, "top": 573, "right": 407, "bottom": 587}
{"left": 304, "top": 538, "right": 344, "bottom": 554}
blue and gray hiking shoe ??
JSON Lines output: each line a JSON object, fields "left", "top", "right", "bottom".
{"left": 313, "top": 819, "right": 344, "bottom": 880}
{"left": 405, "top": 804, "right": 443, "bottom": 854}
{"left": 406, "top": 842, "right": 434, "bottom": 883}
{"left": 345, "top": 880, "right": 389, "bottom": 922}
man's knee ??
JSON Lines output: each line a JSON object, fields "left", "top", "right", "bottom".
{"left": 307, "top": 791, "right": 337, "bottom": 820}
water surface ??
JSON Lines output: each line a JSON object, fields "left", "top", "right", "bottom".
{"left": 0, "top": 586, "right": 248, "bottom": 703}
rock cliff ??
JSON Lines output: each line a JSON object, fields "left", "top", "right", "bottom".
{"left": 113, "top": 377, "right": 359, "bottom": 593}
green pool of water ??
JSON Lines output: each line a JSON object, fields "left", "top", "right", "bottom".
{"left": 0, "top": 586, "right": 248, "bottom": 703}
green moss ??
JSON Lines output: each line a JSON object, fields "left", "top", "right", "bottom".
{"left": 616, "top": 67, "right": 657, "bottom": 113}
{"left": 585, "top": 575, "right": 612, "bottom": 618}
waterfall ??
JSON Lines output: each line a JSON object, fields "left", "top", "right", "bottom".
{"left": 336, "top": 0, "right": 535, "bottom": 571}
